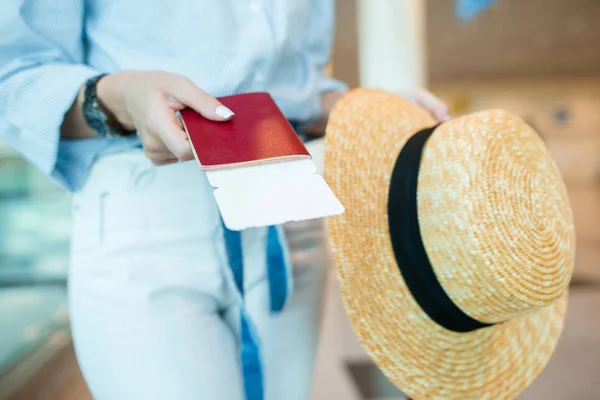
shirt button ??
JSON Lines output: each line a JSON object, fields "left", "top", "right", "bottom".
{"left": 249, "top": 2, "right": 262, "bottom": 13}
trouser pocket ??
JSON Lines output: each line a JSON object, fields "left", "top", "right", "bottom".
{"left": 70, "top": 154, "right": 157, "bottom": 254}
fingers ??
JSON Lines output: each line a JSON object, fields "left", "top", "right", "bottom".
{"left": 154, "top": 118, "right": 195, "bottom": 162}
{"left": 413, "top": 89, "right": 450, "bottom": 123}
{"left": 141, "top": 97, "right": 195, "bottom": 163}
{"left": 162, "top": 75, "right": 234, "bottom": 121}
{"left": 153, "top": 156, "right": 180, "bottom": 166}
{"left": 143, "top": 135, "right": 191, "bottom": 165}
{"left": 141, "top": 130, "right": 183, "bottom": 165}
{"left": 143, "top": 141, "right": 180, "bottom": 166}
{"left": 127, "top": 71, "right": 227, "bottom": 165}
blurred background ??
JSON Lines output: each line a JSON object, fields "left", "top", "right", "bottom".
{"left": 1, "top": 0, "right": 599, "bottom": 399}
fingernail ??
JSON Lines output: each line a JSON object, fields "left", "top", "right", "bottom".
{"left": 443, "top": 115, "right": 451, "bottom": 122}
{"left": 216, "top": 105, "right": 234, "bottom": 119}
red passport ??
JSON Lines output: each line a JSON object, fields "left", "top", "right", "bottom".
{"left": 180, "top": 92, "right": 311, "bottom": 171}
{"left": 179, "top": 92, "right": 344, "bottom": 231}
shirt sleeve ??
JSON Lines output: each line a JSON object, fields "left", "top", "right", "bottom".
{"left": 304, "top": 0, "right": 348, "bottom": 95}
{"left": 0, "top": 1, "right": 100, "bottom": 183}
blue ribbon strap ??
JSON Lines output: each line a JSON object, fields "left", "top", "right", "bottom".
{"left": 221, "top": 222, "right": 264, "bottom": 400}
{"left": 221, "top": 222, "right": 290, "bottom": 400}
{"left": 219, "top": 119, "right": 297, "bottom": 399}
{"left": 266, "top": 225, "right": 289, "bottom": 313}
{"left": 239, "top": 314, "right": 263, "bottom": 400}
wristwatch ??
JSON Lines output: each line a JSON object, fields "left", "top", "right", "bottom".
{"left": 82, "top": 73, "right": 127, "bottom": 138}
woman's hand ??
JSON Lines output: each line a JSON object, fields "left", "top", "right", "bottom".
{"left": 323, "top": 88, "right": 449, "bottom": 124}
{"left": 97, "top": 71, "right": 234, "bottom": 165}
{"left": 398, "top": 89, "right": 450, "bottom": 122}
{"left": 308, "top": 88, "right": 449, "bottom": 137}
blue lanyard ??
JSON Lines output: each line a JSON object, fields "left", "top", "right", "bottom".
{"left": 221, "top": 222, "right": 289, "bottom": 400}
{"left": 219, "top": 119, "right": 300, "bottom": 400}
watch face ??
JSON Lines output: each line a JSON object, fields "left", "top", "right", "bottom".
{"left": 83, "top": 74, "right": 114, "bottom": 138}
{"left": 88, "top": 112, "right": 109, "bottom": 134}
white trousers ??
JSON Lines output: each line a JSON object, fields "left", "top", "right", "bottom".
{"left": 69, "top": 150, "right": 326, "bottom": 400}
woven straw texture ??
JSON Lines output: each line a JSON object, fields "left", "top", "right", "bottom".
{"left": 324, "top": 89, "right": 576, "bottom": 400}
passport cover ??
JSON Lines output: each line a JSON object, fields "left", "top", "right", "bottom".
{"left": 180, "top": 92, "right": 311, "bottom": 171}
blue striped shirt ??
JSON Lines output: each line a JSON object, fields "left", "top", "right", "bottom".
{"left": 0, "top": 0, "right": 346, "bottom": 191}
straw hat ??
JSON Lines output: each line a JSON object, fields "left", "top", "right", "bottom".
{"left": 324, "top": 88, "right": 575, "bottom": 400}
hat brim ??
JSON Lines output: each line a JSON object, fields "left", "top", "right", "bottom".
{"left": 324, "top": 89, "right": 567, "bottom": 399}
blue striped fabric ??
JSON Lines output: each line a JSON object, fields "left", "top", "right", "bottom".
{"left": 0, "top": 0, "right": 347, "bottom": 192}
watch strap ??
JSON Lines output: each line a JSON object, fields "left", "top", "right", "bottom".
{"left": 83, "top": 73, "right": 125, "bottom": 138}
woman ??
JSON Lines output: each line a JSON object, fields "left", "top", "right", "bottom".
{"left": 0, "top": 1, "right": 448, "bottom": 399}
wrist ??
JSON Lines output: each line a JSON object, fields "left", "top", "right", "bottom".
{"left": 96, "top": 72, "right": 134, "bottom": 131}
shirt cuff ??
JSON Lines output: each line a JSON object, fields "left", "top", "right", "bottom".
{"left": 3, "top": 63, "right": 100, "bottom": 185}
